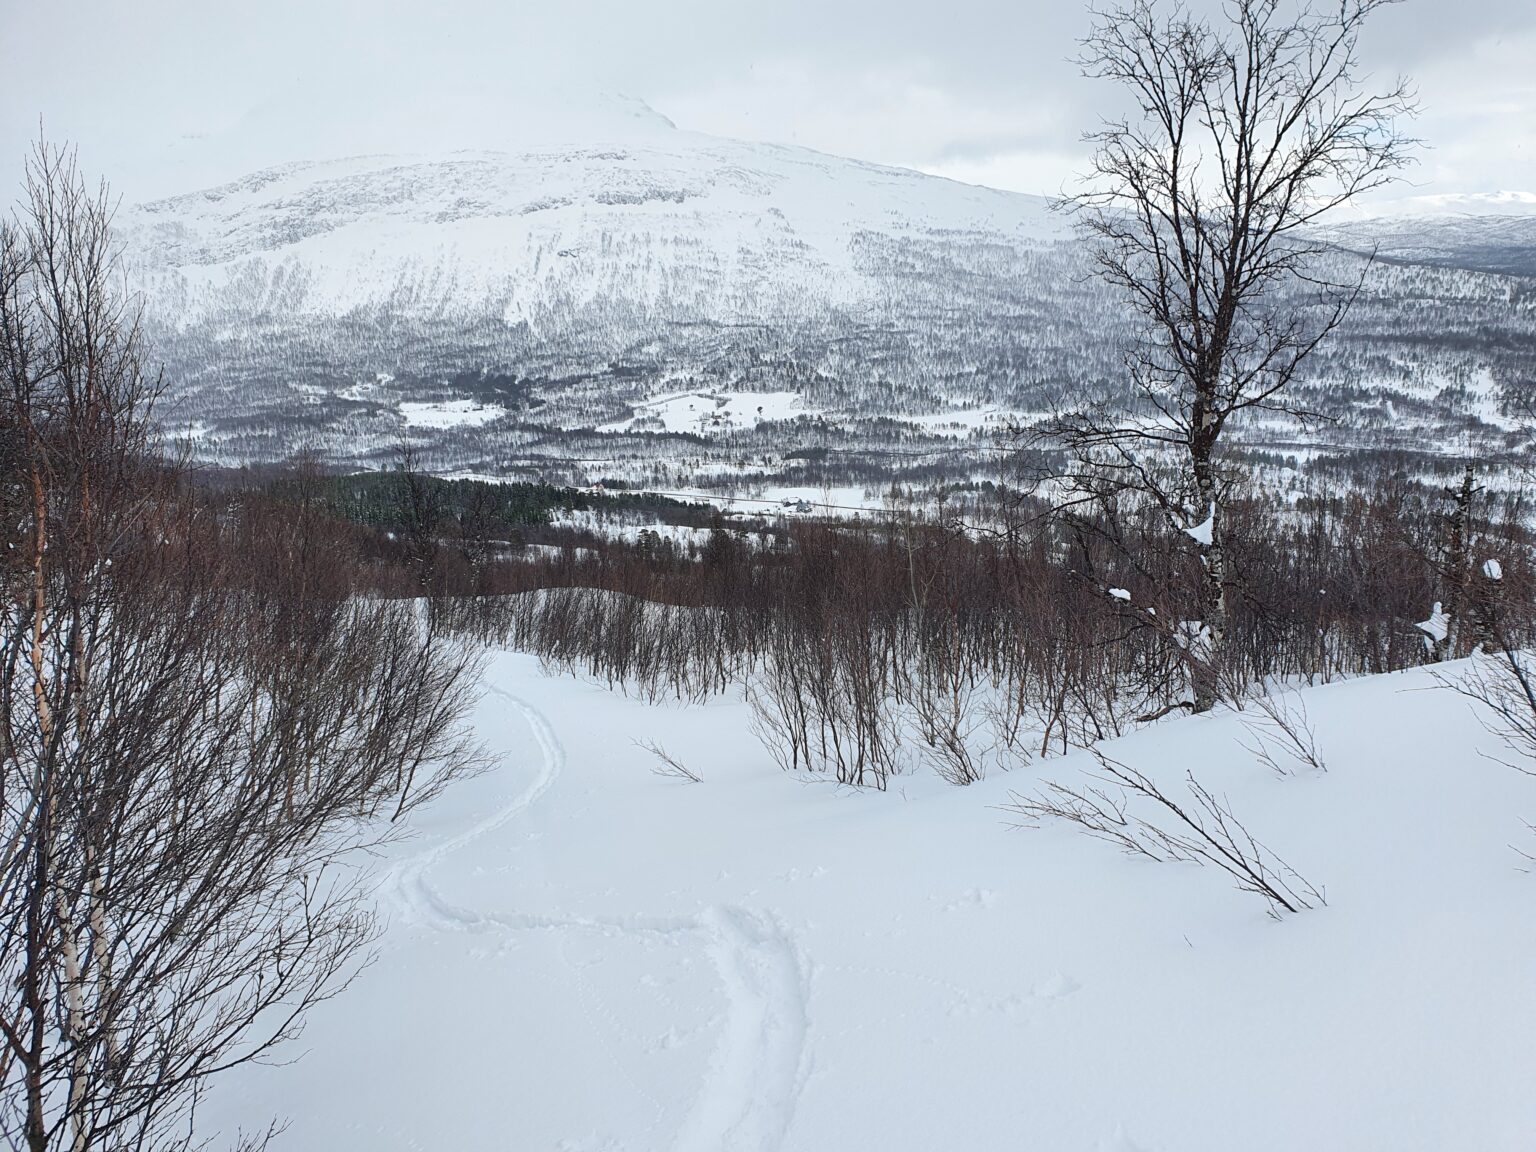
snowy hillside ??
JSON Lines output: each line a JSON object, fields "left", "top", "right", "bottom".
{"left": 1318, "top": 211, "right": 1536, "bottom": 277}
{"left": 117, "top": 98, "right": 1536, "bottom": 483}
{"left": 124, "top": 133, "right": 1064, "bottom": 329}
{"left": 196, "top": 653, "right": 1536, "bottom": 1151}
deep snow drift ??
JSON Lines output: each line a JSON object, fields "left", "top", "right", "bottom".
{"left": 199, "top": 654, "right": 1536, "bottom": 1151}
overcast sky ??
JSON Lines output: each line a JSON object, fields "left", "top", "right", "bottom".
{"left": 2, "top": 0, "right": 1532, "bottom": 205}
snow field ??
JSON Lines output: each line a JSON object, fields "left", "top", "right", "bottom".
{"left": 198, "top": 653, "right": 1536, "bottom": 1151}
{"left": 397, "top": 399, "right": 508, "bottom": 429}
{"left": 600, "top": 390, "right": 815, "bottom": 435}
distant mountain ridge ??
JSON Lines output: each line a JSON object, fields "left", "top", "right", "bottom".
{"left": 1317, "top": 212, "right": 1536, "bottom": 278}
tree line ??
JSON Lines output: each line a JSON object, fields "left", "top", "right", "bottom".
{"left": 415, "top": 469, "right": 1531, "bottom": 790}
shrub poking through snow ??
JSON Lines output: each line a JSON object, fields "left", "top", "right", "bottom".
{"left": 1237, "top": 689, "right": 1327, "bottom": 777}
{"left": 636, "top": 738, "right": 703, "bottom": 783}
{"left": 1448, "top": 647, "right": 1536, "bottom": 778}
{"left": 1004, "top": 750, "right": 1324, "bottom": 917}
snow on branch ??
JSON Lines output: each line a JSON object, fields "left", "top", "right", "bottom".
{"left": 1183, "top": 503, "right": 1215, "bottom": 547}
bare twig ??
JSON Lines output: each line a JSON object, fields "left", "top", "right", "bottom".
{"left": 635, "top": 738, "right": 702, "bottom": 783}
{"left": 1003, "top": 749, "right": 1323, "bottom": 916}
{"left": 1238, "top": 689, "right": 1327, "bottom": 776}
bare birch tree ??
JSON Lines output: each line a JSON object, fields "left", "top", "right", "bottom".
{"left": 1047, "top": 0, "right": 1417, "bottom": 711}
{"left": 0, "top": 143, "right": 483, "bottom": 1152}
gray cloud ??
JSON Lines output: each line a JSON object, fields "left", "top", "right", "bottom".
{"left": 2, "top": 0, "right": 1532, "bottom": 203}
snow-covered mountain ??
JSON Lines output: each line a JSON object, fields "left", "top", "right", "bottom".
{"left": 119, "top": 99, "right": 1536, "bottom": 483}
{"left": 1317, "top": 211, "right": 1536, "bottom": 278}
{"left": 1347, "top": 189, "right": 1536, "bottom": 219}
{"left": 122, "top": 110, "right": 1101, "bottom": 474}
{"left": 125, "top": 135, "right": 1065, "bottom": 331}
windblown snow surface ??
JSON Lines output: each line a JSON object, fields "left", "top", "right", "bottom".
{"left": 199, "top": 653, "right": 1536, "bottom": 1151}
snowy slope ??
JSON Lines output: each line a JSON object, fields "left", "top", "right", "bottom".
{"left": 196, "top": 653, "right": 1536, "bottom": 1151}
{"left": 1317, "top": 211, "right": 1536, "bottom": 277}
{"left": 122, "top": 128, "right": 1064, "bottom": 331}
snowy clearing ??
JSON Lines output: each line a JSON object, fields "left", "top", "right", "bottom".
{"left": 398, "top": 399, "right": 506, "bottom": 429}
{"left": 199, "top": 655, "right": 1536, "bottom": 1151}
{"left": 601, "top": 390, "right": 818, "bottom": 435}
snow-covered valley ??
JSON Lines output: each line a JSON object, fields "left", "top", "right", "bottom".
{"left": 198, "top": 652, "right": 1536, "bottom": 1151}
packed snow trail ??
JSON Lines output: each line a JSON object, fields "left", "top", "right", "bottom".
{"left": 381, "top": 677, "right": 811, "bottom": 1152}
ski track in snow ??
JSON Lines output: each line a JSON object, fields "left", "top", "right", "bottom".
{"left": 382, "top": 682, "right": 563, "bottom": 920}
{"left": 381, "top": 680, "right": 811, "bottom": 1152}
